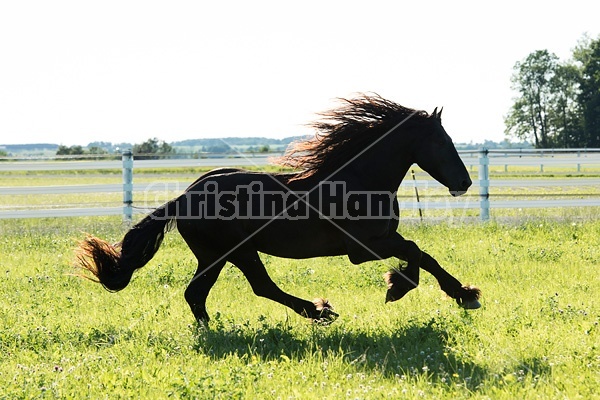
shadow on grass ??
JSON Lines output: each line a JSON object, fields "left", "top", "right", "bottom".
{"left": 190, "top": 316, "right": 504, "bottom": 390}
{"left": 190, "top": 314, "right": 552, "bottom": 391}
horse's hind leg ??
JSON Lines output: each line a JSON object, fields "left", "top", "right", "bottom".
{"left": 179, "top": 228, "right": 226, "bottom": 324}
{"left": 231, "top": 250, "right": 338, "bottom": 324}
{"left": 419, "top": 252, "right": 481, "bottom": 309}
{"left": 185, "top": 258, "right": 226, "bottom": 324}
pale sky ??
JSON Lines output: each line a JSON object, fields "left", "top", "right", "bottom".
{"left": 1, "top": 1, "right": 598, "bottom": 146}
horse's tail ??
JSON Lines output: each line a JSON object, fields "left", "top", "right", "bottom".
{"left": 76, "top": 199, "right": 179, "bottom": 292}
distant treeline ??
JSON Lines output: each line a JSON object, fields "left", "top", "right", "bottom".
{"left": 0, "top": 137, "right": 307, "bottom": 157}
{"left": 1, "top": 137, "right": 531, "bottom": 157}
{"left": 175, "top": 137, "right": 304, "bottom": 148}
{"left": 455, "top": 139, "right": 532, "bottom": 150}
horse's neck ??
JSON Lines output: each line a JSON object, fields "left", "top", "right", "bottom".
{"left": 371, "top": 132, "right": 417, "bottom": 190}
{"left": 287, "top": 134, "right": 416, "bottom": 192}
{"left": 344, "top": 138, "right": 414, "bottom": 191}
{"left": 353, "top": 160, "right": 412, "bottom": 192}
{"left": 299, "top": 159, "right": 409, "bottom": 193}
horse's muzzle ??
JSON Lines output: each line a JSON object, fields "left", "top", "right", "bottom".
{"left": 449, "top": 178, "right": 472, "bottom": 197}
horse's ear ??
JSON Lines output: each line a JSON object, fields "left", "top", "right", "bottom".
{"left": 431, "top": 107, "right": 438, "bottom": 119}
{"left": 438, "top": 107, "right": 443, "bottom": 120}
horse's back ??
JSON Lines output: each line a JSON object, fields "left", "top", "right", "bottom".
{"left": 177, "top": 170, "right": 346, "bottom": 258}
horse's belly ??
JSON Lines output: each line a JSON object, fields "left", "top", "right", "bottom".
{"left": 251, "top": 219, "right": 346, "bottom": 259}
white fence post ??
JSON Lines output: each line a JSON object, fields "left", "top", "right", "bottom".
{"left": 122, "top": 150, "right": 133, "bottom": 222}
{"left": 479, "top": 148, "right": 490, "bottom": 221}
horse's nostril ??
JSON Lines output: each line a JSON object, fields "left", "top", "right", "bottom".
{"left": 461, "top": 179, "right": 472, "bottom": 189}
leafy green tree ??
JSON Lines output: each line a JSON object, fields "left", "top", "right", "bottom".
{"left": 159, "top": 141, "right": 174, "bottom": 154}
{"left": 69, "top": 145, "right": 85, "bottom": 155}
{"left": 548, "top": 63, "right": 584, "bottom": 147}
{"left": 56, "top": 145, "right": 71, "bottom": 155}
{"left": 88, "top": 146, "right": 108, "bottom": 155}
{"left": 133, "top": 138, "right": 160, "bottom": 154}
{"left": 87, "top": 142, "right": 113, "bottom": 153}
{"left": 56, "top": 145, "right": 85, "bottom": 155}
{"left": 505, "top": 50, "right": 585, "bottom": 148}
{"left": 133, "top": 138, "right": 175, "bottom": 159}
{"left": 505, "top": 50, "right": 559, "bottom": 147}
{"left": 575, "top": 36, "right": 600, "bottom": 147}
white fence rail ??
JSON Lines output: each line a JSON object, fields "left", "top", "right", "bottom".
{"left": 0, "top": 154, "right": 273, "bottom": 171}
{"left": 1, "top": 149, "right": 600, "bottom": 220}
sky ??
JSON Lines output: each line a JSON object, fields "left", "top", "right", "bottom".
{"left": 1, "top": 1, "right": 599, "bottom": 146}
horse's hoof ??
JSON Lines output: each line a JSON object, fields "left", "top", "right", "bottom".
{"left": 385, "top": 286, "right": 412, "bottom": 303}
{"left": 383, "top": 269, "right": 418, "bottom": 303}
{"left": 312, "top": 298, "right": 339, "bottom": 325}
{"left": 192, "top": 317, "right": 210, "bottom": 331}
{"left": 456, "top": 285, "right": 481, "bottom": 309}
{"left": 457, "top": 299, "right": 481, "bottom": 309}
{"left": 314, "top": 308, "right": 339, "bottom": 325}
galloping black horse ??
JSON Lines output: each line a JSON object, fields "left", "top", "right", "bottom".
{"left": 77, "top": 94, "right": 481, "bottom": 325}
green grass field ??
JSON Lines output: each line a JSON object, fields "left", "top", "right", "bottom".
{"left": 1, "top": 165, "right": 599, "bottom": 398}
{"left": 1, "top": 214, "right": 599, "bottom": 399}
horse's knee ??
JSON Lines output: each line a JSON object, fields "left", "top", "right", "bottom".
{"left": 399, "top": 240, "right": 422, "bottom": 268}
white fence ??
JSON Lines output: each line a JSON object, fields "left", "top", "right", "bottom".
{"left": 1, "top": 149, "right": 600, "bottom": 220}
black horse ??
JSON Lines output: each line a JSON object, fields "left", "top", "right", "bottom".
{"left": 77, "top": 94, "right": 481, "bottom": 325}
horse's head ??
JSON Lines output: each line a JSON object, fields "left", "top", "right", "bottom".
{"left": 413, "top": 108, "right": 471, "bottom": 196}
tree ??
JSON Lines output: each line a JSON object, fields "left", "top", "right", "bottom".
{"left": 505, "top": 50, "right": 559, "bottom": 147}
{"left": 56, "top": 145, "right": 71, "bottom": 155}
{"left": 575, "top": 36, "right": 600, "bottom": 147}
{"left": 70, "top": 145, "right": 85, "bottom": 155}
{"left": 56, "top": 145, "right": 85, "bottom": 155}
{"left": 507, "top": 36, "right": 600, "bottom": 148}
{"left": 133, "top": 138, "right": 175, "bottom": 159}
{"left": 87, "top": 141, "right": 113, "bottom": 153}
{"left": 88, "top": 146, "right": 108, "bottom": 155}
{"left": 505, "top": 50, "right": 585, "bottom": 148}
{"left": 548, "top": 63, "right": 584, "bottom": 147}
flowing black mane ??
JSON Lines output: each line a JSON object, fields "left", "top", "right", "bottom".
{"left": 277, "top": 94, "right": 431, "bottom": 179}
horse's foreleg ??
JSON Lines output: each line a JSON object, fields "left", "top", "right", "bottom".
{"left": 383, "top": 239, "right": 421, "bottom": 303}
{"left": 232, "top": 251, "right": 338, "bottom": 324}
{"left": 419, "top": 251, "right": 481, "bottom": 309}
{"left": 346, "top": 235, "right": 421, "bottom": 302}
